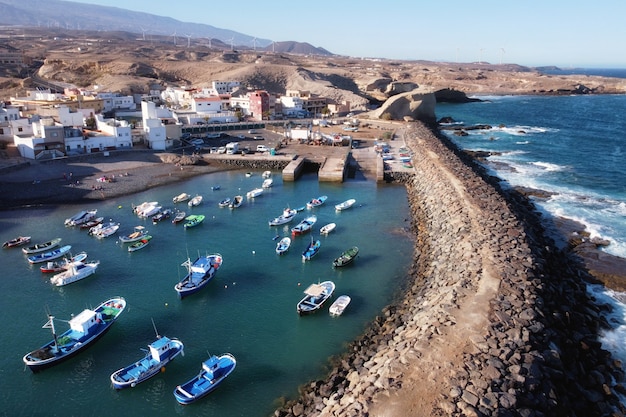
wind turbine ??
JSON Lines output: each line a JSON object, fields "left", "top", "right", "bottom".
{"left": 228, "top": 37, "right": 235, "bottom": 51}
{"left": 251, "top": 37, "right": 257, "bottom": 52}
{"left": 206, "top": 37, "right": 212, "bottom": 49}
{"left": 499, "top": 48, "right": 505, "bottom": 65}
{"left": 185, "top": 34, "right": 192, "bottom": 48}
{"left": 139, "top": 27, "right": 147, "bottom": 41}
{"left": 171, "top": 30, "right": 178, "bottom": 47}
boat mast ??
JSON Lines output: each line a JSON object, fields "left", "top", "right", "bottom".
{"left": 43, "top": 315, "right": 59, "bottom": 352}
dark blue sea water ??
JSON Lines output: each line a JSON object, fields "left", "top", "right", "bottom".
{"left": 0, "top": 172, "right": 413, "bottom": 416}
{"left": 437, "top": 94, "right": 626, "bottom": 398}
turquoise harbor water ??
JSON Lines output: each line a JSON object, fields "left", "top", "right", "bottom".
{"left": 0, "top": 171, "right": 413, "bottom": 416}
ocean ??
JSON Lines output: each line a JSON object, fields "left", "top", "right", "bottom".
{"left": 0, "top": 172, "right": 413, "bottom": 416}
{"left": 436, "top": 91, "right": 626, "bottom": 400}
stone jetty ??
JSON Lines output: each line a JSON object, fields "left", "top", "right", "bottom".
{"left": 274, "top": 122, "right": 626, "bottom": 416}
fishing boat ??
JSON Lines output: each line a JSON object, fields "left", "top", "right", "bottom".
{"left": 183, "top": 214, "right": 205, "bottom": 229}
{"left": 218, "top": 198, "right": 231, "bottom": 208}
{"left": 118, "top": 225, "right": 148, "bottom": 243}
{"left": 335, "top": 198, "right": 356, "bottom": 211}
{"left": 22, "top": 296, "right": 126, "bottom": 372}
{"left": 246, "top": 188, "right": 264, "bottom": 198}
{"left": 172, "top": 192, "right": 191, "bottom": 204}
{"left": 211, "top": 185, "right": 221, "bottom": 191}
{"left": 291, "top": 215, "right": 317, "bottom": 236}
{"left": 332, "top": 246, "right": 359, "bottom": 268}
{"left": 128, "top": 235, "right": 152, "bottom": 252}
{"left": 172, "top": 210, "right": 186, "bottom": 224}
{"left": 306, "top": 195, "right": 327, "bottom": 209}
{"left": 302, "top": 239, "right": 321, "bottom": 261}
{"left": 152, "top": 208, "right": 172, "bottom": 223}
{"left": 64, "top": 209, "right": 97, "bottom": 227}
{"left": 133, "top": 201, "right": 159, "bottom": 217}
{"left": 174, "top": 253, "right": 223, "bottom": 299}
{"left": 136, "top": 202, "right": 161, "bottom": 218}
{"left": 320, "top": 223, "right": 336, "bottom": 235}
{"left": 262, "top": 170, "right": 272, "bottom": 178}
{"left": 188, "top": 195, "right": 203, "bottom": 207}
{"left": 27, "top": 245, "right": 72, "bottom": 264}
{"left": 228, "top": 195, "right": 243, "bottom": 209}
{"left": 329, "top": 295, "right": 351, "bottom": 317}
{"left": 2, "top": 235, "right": 31, "bottom": 248}
{"left": 79, "top": 216, "right": 104, "bottom": 230}
{"left": 245, "top": 172, "right": 253, "bottom": 177}
{"left": 275, "top": 237, "right": 291, "bottom": 255}
{"left": 94, "top": 222, "right": 120, "bottom": 239}
{"left": 40, "top": 252, "right": 88, "bottom": 273}
{"left": 110, "top": 331, "right": 184, "bottom": 389}
{"left": 173, "top": 353, "right": 237, "bottom": 405}
{"left": 296, "top": 281, "right": 335, "bottom": 315}
{"left": 268, "top": 208, "right": 297, "bottom": 226}
{"left": 50, "top": 259, "right": 100, "bottom": 287}
{"left": 262, "top": 178, "right": 273, "bottom": 188}
{"left": 22, "top": 238, "right": 62, "bottom": 254}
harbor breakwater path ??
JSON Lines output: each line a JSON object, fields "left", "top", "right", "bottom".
{"left": 275, "top": 123, "right": 626, "bottom": 417}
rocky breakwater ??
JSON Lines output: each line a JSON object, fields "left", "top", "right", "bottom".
{"left": 274, "top": 122, "right": 625, "bottom": 417}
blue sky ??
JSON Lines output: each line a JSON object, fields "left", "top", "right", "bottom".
{"left": 74, "top": 0, "right": 625, "bottom": 68}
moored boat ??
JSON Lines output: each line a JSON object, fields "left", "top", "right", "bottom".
{"left": 3, "top": 235, "right": 31, "bottom": 248}
{"left": 27, "top": 245, "right": 72, "bottom": 264}
{"left": 329, "top": 295, "right": 351, "bottom": 317}
{"left": 173, "top": 192, "right": 191, "bottom": 204}
{"left": 174, "top": 253, "right": 222, "bottom": 299}
{"left": 172, "top": 210, "right": 186, "bottom": 224}
{"left": 302, "top": 239, "right": 321, "bottom": 261}
{"left": 275, "top": 237, "right": 291, "bottom": 255}
{"left": 40, "top": 252, "right": 88, "bottom": 273}
{"left": 320, "top": 223, "right": 336, "bottom": 235}
{"left": 173, "top": 353, "right": 237, "bottom": 405}
{"left": 110, "top": 334, "right": 184, "bottom": 389}
{"left": 291, "top": 215, "right": 317, "bottom": 236}
{"left": 306, "top": 195, "right": 327, "bottom": 209}
{"left": 128, "top": 235, "right": 152, "bottom": 252}
{"left": 134, "top": 201, "right": 161, "bottom": 218}
{"left": 269, "top": 208, "right": 297, "bottom": 226}
{"left": 152, "top": 208, "right": 172, "bottom": 223}
{"left": 79, "top": 216, "right": 104, "bottom": 230}
{"left": 22, "top": 237, "right": 62, "bottom": 254}
{"left": 49, "top": 259, "right": 100, "bottom": 287}
{"left": 246, "top": 188, "right": 264, "bottom": 198}
{"left": 332, "top": 246, "right": 359, "bottom": 268}
{"left": 64, "top": 209, "right": 97, "bottom": 227}
{"left": 94, "top": 222, "right": 120, "bottom": 239}
{"left": 296, "top": 281, "right": 335, "bottom": 315}
{"left": 23, "top": 296, "right": 126, "bottom": 372}
{"left": 118, "top": 225, "right": 148, "bottom": 243}
{"left": 218, "top": 198, "right": 231, "bottom": 208}
{"left": 262, "top": 178, "right": 273, "bottom": 188}
{"left": 183, "top": 214, "right": 205, "bottom": 229}
{"left": 335, "top": 198, "right": 356, "bottom": 211}
{"left": 228, "top": 195, "right": 243, "bottom": 209}
{"left": 188, "top": 195, "right": 203, "bottom": 207}
{"left": 262, "top": 170, "right": 272, "bottom": 178}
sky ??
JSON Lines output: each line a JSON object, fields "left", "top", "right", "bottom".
{"left": 72, "top": 0, "right": 625, "bottom": 68}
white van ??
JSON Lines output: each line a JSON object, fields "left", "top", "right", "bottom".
{"left": 225, "top": 142, "right": 240, "bottom": 154}
{"left": 256, "top": 145, "right": 269, "bottom": 153}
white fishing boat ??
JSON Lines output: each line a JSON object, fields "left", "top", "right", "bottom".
{"left": 172, "top": 192, "right": 191, "bottom": 204}
{"left": 269, "top": 208, "right": 297, "bottom": 226}
{"left": 188, "top": 195, "right": 203, "bottom": 207}
{"left": 335, "top": 198, "right": 356, "bottom": 211}
{"left": 320, "top": 223, "right": 336, "bottom": 235}
{"left": 329, "top": 295, "right": 351, "bottom": 317}
{"left": 275, "top": 237, "right": 291, "bottom": 255}
{"left": 246, "top": 188, "right": 264, "bottom": 198}
{"left": 262, "top": 178, "right": 273, "bottom": 188}
{"left": 64, "top": 209, "right": 98, "bottom": 227}
{"left": 50, "top": 260, "right": 100, "bottom": 287}
{"left": 262, "top": 170, "right": 272, "bottom": 178}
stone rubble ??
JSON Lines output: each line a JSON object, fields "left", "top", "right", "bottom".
{"left": 273, "top": 122, "right": 626, "bottom": 417}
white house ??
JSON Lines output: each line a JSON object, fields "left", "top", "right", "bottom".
{"left": 96, "top": 92, "right": 136, "bottom": 112}
{"left": 0, "top": 103, "right": 20, "bottom": 142}
{"left": 141, "top": 101, "right": 174, "bottom": 150}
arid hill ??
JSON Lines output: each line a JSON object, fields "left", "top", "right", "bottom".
{"left": 2, "top": 27, "right": 626, "bottom": 111}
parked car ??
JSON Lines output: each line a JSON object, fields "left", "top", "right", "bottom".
{"left": 256, "top": 145, "right": 269, "bottom": 153}
{"left": 217, "top": 146, "right": 226, "bottom": 154}
{"left": 190, "top": 138, "right": 205, "bottom": 146}
{"left": 253, "top": 135, "right": 263, "bottom": 140}
{"left": 248, "top": 129, "right": 258, "bottom": 134}
{"left": 237, "top": 134, "right": 246, "bottom": 139}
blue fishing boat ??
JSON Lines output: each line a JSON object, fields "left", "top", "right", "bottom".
{"left": 23, "top": 297, "right": 126, "bottom": 372}
{"left": 174, "top": 253, "right": 223, "bottom": 299}
{"left": 302, "top": 239, "right": 321, "bottom": 261}
{"left": 173, "top": 353, "right": 237, "bottom": 405}
{"left": 27, "top": 245, "right": 72, "bottom": 264}
{"left": 110, "top": 334, "right": 184, "bottom": 389}
{"left": 306, "top": 195, "right": 327, "bottom": 209}
{"left": 296, "top": 281, "right": 335, "bottom": 315}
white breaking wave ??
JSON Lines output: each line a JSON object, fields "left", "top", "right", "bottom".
{"left": 530, "top": 161, "right": 568, "bottom": 172}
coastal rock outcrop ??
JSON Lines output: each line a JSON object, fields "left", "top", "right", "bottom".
{"left": 369, "top": 88, "right": 436, "bottom": 123}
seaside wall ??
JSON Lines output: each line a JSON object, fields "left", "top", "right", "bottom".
{"left": 274, "top": 123, "right": 625, "bottom": 416}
